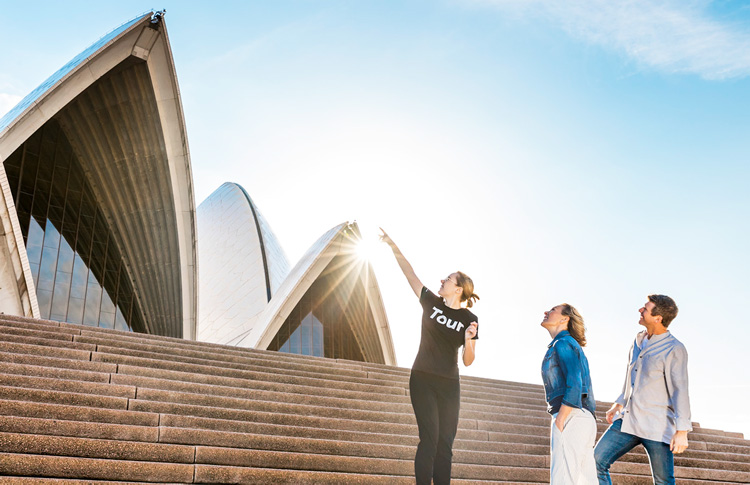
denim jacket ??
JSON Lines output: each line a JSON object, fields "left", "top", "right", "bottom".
{"left": 541, "top": 330, "right": 596, "bottom": 416}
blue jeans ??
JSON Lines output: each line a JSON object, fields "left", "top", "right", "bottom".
{"left": 594, "top": 419, "right": 675, "bottom": 485}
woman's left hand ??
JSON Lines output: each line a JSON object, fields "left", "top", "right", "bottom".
{"left": 555, "top": 414, "right": 566, "bottom": 432}
{"left": 465, "top": 322, "right": 478, "bottom": 340}
{"left": 555, "top": 404, "right": 573, "bottom": 432}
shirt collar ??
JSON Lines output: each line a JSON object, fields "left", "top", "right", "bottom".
{"left": 636, "top": 329, "right": 671, "bottom": 346}
{"left": 548, "top": 330, "right": 571, "bottom": 348}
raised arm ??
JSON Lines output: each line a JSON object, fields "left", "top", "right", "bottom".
{"left": 379, "top": 228, "right": 423, "bottom": 297}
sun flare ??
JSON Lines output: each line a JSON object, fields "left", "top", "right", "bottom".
{"left": 356, "top": 236, "right": 380, "bottom": 261}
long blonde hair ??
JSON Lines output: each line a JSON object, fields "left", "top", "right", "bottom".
{"left": 561, "top": 303, "right": 586, "bottom": 347}
{"left": 455, "top": 271, "right": 480, "bottom": 308}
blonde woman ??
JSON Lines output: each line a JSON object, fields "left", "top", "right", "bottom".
{"left": 380, "top": 228, "right": 479, "bottom": 485}
{"left": 541, "top": 304, "right": 597, "bottom": 484}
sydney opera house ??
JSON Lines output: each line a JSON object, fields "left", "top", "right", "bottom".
{"left": 1, "top": 11, "right": 747, "bottom": 483}
{"left": 0, "top": 11, "right": 395, "bottom": 365}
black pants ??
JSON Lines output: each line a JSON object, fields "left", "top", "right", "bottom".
{"left": 409, "top": 370, "right": 461, "bottom": 485}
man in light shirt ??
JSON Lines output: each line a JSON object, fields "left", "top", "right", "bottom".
{"left": 594, "top": 294, "right": 691, "bottom": 485}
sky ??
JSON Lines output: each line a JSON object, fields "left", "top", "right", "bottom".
{"left": 1, "top": 0, "right": 749, "bottom": 439}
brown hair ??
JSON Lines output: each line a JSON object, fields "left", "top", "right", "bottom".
{"left": 648, "top": 294, "right": 678, "bottom": 328}
{"left": 561, "top": 303, "right": 586, "bottom": 347}
{"left": 455, "top": 271, "right": 480, "bottom": 308}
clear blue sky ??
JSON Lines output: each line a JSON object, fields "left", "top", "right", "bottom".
{"left": 1, "top": 1, "right": 749, "bottom": 438}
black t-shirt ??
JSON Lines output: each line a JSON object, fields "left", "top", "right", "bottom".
{"left": 412, "top": 286, "right": 479, "bottom": 379}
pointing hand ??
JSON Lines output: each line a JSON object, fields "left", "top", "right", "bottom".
{"left": 379, "top": 227, "right": 394, "bottom": 247}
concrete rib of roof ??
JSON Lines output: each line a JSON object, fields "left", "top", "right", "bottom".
{"left": 0, "top": 11, "right": 197, "bottom": 339}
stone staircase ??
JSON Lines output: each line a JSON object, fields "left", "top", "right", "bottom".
{"left": 0, "top": 314, "right": 747, "bottom": 484}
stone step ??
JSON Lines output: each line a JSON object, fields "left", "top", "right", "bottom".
{"left": 0, "top": 385, "right": 127, "bottom": 410}
{"left": 0, "top": 453, "right": 194, "bottom": 482}
{"left": 0, "top": 325, "right": 78, "bottom": 342}
{"left": 159, "top": 412, "right": 750, "bottom": 465}
{"left": 704, "top": 440, "right": 750, "bottom": 455}
{"left": 0, "top": 317, "right": 81, "bottom": 335}
{"left": 110, "top": 372, "right": 547, "bottom": 425}
{"left": 0, "top": 404, "right": 543, "bottom": 456}
{"left": 0, "top": 399, "right": 157, "bottom": 426}
{"left": 159, "top": 426, "right": 548, "bottom": 468}
{"left": 79, "top": 334, "right": 382, "bottom": 383}
{"left": 0, "top": 348, "right": 746, "bottom": 454}
{"left": 90, "top": 350, "right": 546, "bottom": 410}
{"left": 129, "top": 398, "right": 519, "bottom": 444}
{"left": 0, "top": 343, "right": 553, "bottom": 425}
{"left": 159, "top": 413, "right": 549, "bottom": 454}
{"left": 1, "top": 404, "right": 745, "bottom": 470}
{"left": 614, "top": 460, "right": 750, "bottom": 483}
{"left": 113, "top": 362, "right": 545, "bottom": 419}
{"left": 191, "top": 446, "right": 550, "bottom": 482}
{"left": 0, "top": 332, "right": 96, "bottom": 352}
{"left": 0, "top": 350, "right": 118, "bottom": 374}
{"left": 0, "top": 315, "right": 745, "bottom": 484}
{"left": 0, "top": 361, "right": 110, "bottom": 383}
{"left": 1, "top": 427, "right": 746, "bottom": 484}
{"left": 0, "top": 373, "right": 134, "bottom": 399}
{"left": 0, "top": 316, "right": 402, "bottom": 381}
{"left": 93, "top": 350, "right": 407, "bottom": 397}
{"left": 192, "top": 465, "right": 539, "bottom": 485}
{"left": 0, "top": 479, "right": 144, "bottom": 484}
{"left": 0, "top": 322, "right": 560, "bottom": 403}
{"left": 0, "top": 449, "right": 540, "bottom": 484}
{"left": 1, "top": 346, "right": 732, "bottom": 443}
{"left": 0, "top": 317, "right": 547, "bottom": 395}
{"left": 0, "top": 414, "right": 158, "bottom": 443}
{"left": 0, "top": 432, "right": 193, "bottom": 463}
{"left": 617, "top": 450, "right": 750, "bottom": 472}
{"left": 126, "top": 384, "right": 570, "bottom": 436}
{"left": 0, "top": 477, "right": 138, "bottom": 485}
{"left": 0, "top": 341, "right": 90, "bottom": 362}
{"left": 0, "top": 356, "right": 746, "bottom": 454}
{"left": 196, "top": 447, "right": 750, "bottom": 483}
{"left": 3, "top": 310, "right": 545, "bottom": 388}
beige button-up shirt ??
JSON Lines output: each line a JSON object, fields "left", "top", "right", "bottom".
{"left": 614, "top": 330, "right": 692, "bottom": 444}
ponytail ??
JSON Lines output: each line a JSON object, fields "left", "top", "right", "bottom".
{"left": 455, "top": 271, "right": 479, "bottom": 308}
{"left": 464, "top": 292, "right": 480, "bottom": 308}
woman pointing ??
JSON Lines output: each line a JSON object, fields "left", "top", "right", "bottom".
{"left": 380, "top": 228, "right": 479, "bottom": 485}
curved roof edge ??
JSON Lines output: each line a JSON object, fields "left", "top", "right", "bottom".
{"left": 236, "top": 222, "right": 344, "bottom": 350}
{"left": 0, "top": 163, "right": 38, "bottom": 318}
{"left": 148, "top": 14, "right": 198, "bottom": 340}
{"left": 238, "top": 221, "right": 397, "bottom": 366}
{"left": 0, "top": 11, "right": 197, "bottom": 339}
{"left": 196, "top": 182, "right": 290, "bottom": 346}
{"left": 0, "top": 12, "right": 152, "bottom": 141}
{"left": 236, "top": 182, "right": 289, "bottom": 302}
{"left": 358, "top": 260, "right": 397, "bottom": 366}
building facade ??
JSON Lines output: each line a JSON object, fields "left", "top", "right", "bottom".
{"left": 0, "top": 12, "right": 198, "bottom": 338}
{"left": 0, "top": 11, "right": 395, "bottom": 365}
{"left": 197, "top": 183, "right": 396, "bottom": 365}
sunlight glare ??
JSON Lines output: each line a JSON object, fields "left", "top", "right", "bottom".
{"left": 356, "top": 234, "right": 380, "bottom": 261}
